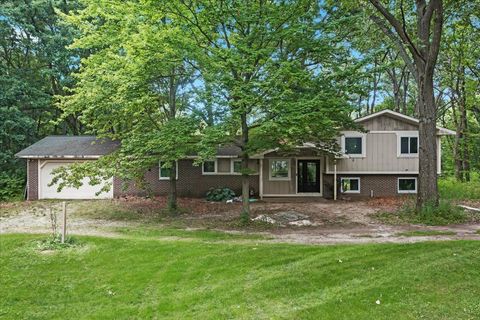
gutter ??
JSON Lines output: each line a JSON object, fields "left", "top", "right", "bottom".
{"left": 16, "top": 155, "right": 102, "bottom": 159}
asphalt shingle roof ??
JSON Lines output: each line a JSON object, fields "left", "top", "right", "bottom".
{"left": 15, "top": 136, "right": 120, "bottom": 158}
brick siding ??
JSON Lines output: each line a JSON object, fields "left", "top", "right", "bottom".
{"left": 114, "top": 159, "right": 259, "bottom": 198}
{"left": 323, "top": 174, "right": 418, "bottom": 199}
{"left": 27, "top": 157, "right": 413, "bottom": 200}
{"left": 27, "top": 159, "right": 38, "bottom": 200}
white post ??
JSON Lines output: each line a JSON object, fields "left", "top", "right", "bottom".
{"left": 333, "top": 162, "right": 337, "bottom": 201}
{"left": 61, "top": 201, "right": 67, "bottom": 243}
{"left": 259, "top": 159, "right": 264, "bottom": 199}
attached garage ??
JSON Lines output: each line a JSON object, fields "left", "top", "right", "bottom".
{"left": 38, "top": 160, "right": 113, "bottom": 199}
{"left": 16, "top": 136, "right": 119, "bottom": 200}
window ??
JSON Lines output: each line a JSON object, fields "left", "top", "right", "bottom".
{"left": 202, "top": 160, "right": 217, "bottom": 174}
{"left": 398, "top": 178, "right": 417, "bottom": 194}
{"left": 159, "top": 161, "right": 178, "bottom": 180}
{"left": 269, "top": 159, "right": 290, "bottom": 180}
{"left": 231, "top": 159, "right": 242, "bottom": 174}
{"left": 341, "top": 132, "right": 366, "bottom": 157}
{"left": 345, "top": 137, "right": 363, "bottom": 155}
{"left": 397, "top": 132, "right": 419, "bottom": 157}
{"left": 400, "top": 136, "right": 418, "bottom": 154}
{"left": 341, "top": 177, "right": 360, "bottom": 193}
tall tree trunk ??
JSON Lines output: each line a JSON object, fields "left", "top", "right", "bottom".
{"left": 368, "top": 0, "right": 444, "bottom": 210}
{"left": 370, "top": 58, "right": 380, "bottom": 114}
{"left": 452, "top": 66, "right": 470, "bottom": 182}
{"left": 416, "top": 72, "right": 439, "bottom": 207}
{"left": 454, "top": 131, "right": 464, "bottom": 181}
{"left": 167, "top": 71, "right": 178, "bottom": 214}
{"left": 402, "top": 71, "right": 410, "bottom": 114}
{"left": 240, "top": 112, "right": 250, "bottom": 222}
{"left": 459, "top": 70, "right": 470, "bottom": 181}
{"left": 167, "top": 160, "right": 177, "bottom": 212}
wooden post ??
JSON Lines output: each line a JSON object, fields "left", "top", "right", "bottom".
{"left": 61, "top": 201, "right": 67, "bottom": 243}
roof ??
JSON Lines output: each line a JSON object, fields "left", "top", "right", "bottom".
{"left": 355, "top": 109, "right": 456, "bottom": 135}
{"left": 16, "top": 111, "right": 455, "bottom": 159}
{"left": 15, "top": 136, "right": 120, "bottom": 159}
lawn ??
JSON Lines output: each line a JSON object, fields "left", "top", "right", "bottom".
{"left": 1, "top": 234, "right": 480, "bottom": 319}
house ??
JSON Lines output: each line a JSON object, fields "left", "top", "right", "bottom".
{"left": 16, "top": 110, "right": 455, "bottom": 200}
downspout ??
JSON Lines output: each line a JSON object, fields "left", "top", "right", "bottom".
{"left": 333, "top": 159, "right": 337, "bottom": 201}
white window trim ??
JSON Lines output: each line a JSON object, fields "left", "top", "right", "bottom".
{"left": 230, "top": 159, "right": 242, "bottom": 174}
{"left": 396, "top": 131, "right": 419, "bottom": 158}
{"left": 340, "top": 177, "right": 361, "bottom": 194}
{"left": 398, "top": 177, "right": 417, "bottom": 194}
{"left": 159, "top": 161, "right": 178, "bottom": 180}
{"left": 269, "top": 159, "right": 291, "bottom": 181}
{"left": 341, "top": 131, "right": 366, "bottom": 158}
{"left": 201, "top": 159, "right": 218, "bottom": 175}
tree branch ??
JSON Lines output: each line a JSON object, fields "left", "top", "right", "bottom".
{"left": 369, "top": 14, "right": 418, "bottom": 81}
{"left": 368, "top": 0, "right": 423, "bottom": 62}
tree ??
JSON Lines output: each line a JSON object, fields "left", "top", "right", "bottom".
{"left": 436, "top": 0, "right": 480, "bottom": 182}
{"left": 163, "top": 0, "right": 358, "bottom": 219}
{"left": 0, "top": 0, "right": 80, "bottom": 199}
{"left": 57, "top": 0, "right": 200, "bottom": 213}
{"left": 367, "top": 0, "right": 444, "bottom": 209}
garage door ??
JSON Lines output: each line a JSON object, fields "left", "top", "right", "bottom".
{"left": 39, "top": 161, "right": 113, "bottom": 199}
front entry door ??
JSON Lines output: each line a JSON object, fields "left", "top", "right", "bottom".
{"left": 297, "top": 160, "right": 320, "bottom": 193}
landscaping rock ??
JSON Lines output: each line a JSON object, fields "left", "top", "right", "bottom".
{"left": 252, "top": 215, "right": 276, "bottom": 224}
{"left": 273, "top": 211, "right": 309, "bottom": 223}
{"left": 288, "top": 219, "right": 313, "bottom": 226}
{"left": 252, "top": 211, "right": 314, "bottom": 226}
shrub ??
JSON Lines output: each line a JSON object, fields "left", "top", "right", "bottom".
{"left": 375, "top": 199, "right": 469, "bottom": 226}
{"left": 0, "top": 173, "right": 24, "bottom": 201}
{"left": 206, "top": 187, "right": 236, "bottom": 202}
{"left": 35, "top": 234, "right": 79, "bottom": 251}
{"left": 438, "top": 176, "right": 480, "bottom": 200}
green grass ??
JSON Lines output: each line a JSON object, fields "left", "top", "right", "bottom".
{"left": 374, "top": 199, "right": 470, "bottom": 226}
{"left": 396, "top": 230, "right": 457, "bottom": 237}
{"left": 439, "top": 176, "right": 480, "bottom": 200}
{"left": 114, "top": 226, "right": 270, "bottom": 241}
{"left": 2, "top": 234, "right": 480, "bottom": 319}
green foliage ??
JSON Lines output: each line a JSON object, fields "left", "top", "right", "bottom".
{"left": 375, "top": 200, "right": 469, "bottom": 226}
{"left": 3, "top": 234, "right": 480, "bottom": 318}
{"left": 439, "top": 175, "right": 480, "bottom": 200}
{"left": 239, "top": 210, "right": 251, "bottom": 226}
{"left": 0, "top": 172, "right": 24, "bottom": 201}
{"left": 34, "top": 234, "right": 79, "bottom": 251}
{"left": 0, "top": 106, "right": 33, "bottom": 201}
{"left": 55, "top": 0, "right": 202, "bottom": 202}
{"left": 206, "top": 187, "right": 236, "bottom": 202}
{"left": 0, "top": 1, "right": 81, "bottom": 191}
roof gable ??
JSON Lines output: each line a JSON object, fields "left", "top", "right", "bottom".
{"left": 355, "top": 109, "right": 455, "bottom": 135}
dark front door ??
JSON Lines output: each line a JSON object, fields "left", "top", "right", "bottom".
{"left": 297, "top": 160, "right": 320, "bottom": 193}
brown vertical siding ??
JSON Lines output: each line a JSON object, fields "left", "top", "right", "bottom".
{"left": 361, "top": 115, "right": 418, "bottom": 131}
{"left": 323, "top": 174, "right": 418, "bottom": 199}
{"left": 113, "top": 159, "right": 260, "bottom": 198}
{"left": 27, "top": 159, "right": 38, "bottom": 200}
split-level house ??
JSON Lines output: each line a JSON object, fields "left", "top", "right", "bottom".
{"left": 16, "top": 110, "right": 455, "bottom": 200}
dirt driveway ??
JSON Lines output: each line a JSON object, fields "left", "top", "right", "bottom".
{"left": 1, "top": 197, "right": 480, "bottom": 244}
